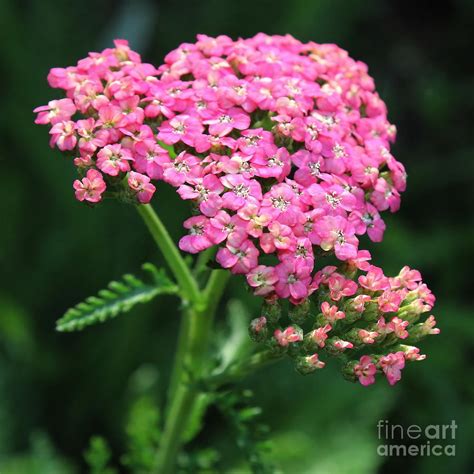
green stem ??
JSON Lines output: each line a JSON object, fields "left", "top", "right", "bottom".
{"left": 154, "top": 270, "right": 230, "bottom": 474}
{"left": 137, "top": 204, "right": 201, "bottom": 305}
{"left": 193, "top": 246, "right": 215, "bottom": 276}
{"left": 207, "top": 349, "right": 281, "bottom": 388}
{"left": 136, "top": 203, "right": 233, "bottom": 473}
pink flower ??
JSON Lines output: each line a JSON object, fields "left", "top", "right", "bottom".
{"left": 379, "top": 352, "right": 405, "bottom": 386}
{"left": 260, "top": 221, "right": 295, "bottom": 254}
{"left": 158, "top": 114, "right": 204, "bottom": 146}
{"left": 274, "top": 261, "right": 312, "bottom": 300}
{"left": 97, "top": 144, "right": 132, "bottom": 176}
{"left": 327, "top": 273, "right": 357, "bottom": 301}
{"left": 358, "top": 265, "right": 390, "bottom": 291}
{"left": 332, "top": 339, "right": 353, "bottom": 351}
{"left": 49, "top": 120, "right": 77, "bottom": 150}
{"left": 349, "top": 294, "right": 372, "bottom": 313}
{"left": 162, "top": 152, "right": 202, "bottom": 186}
{"left": 179, "top": 216, "right": 214, "bottom": 253}
{"left": 220, "top": 174, "right": 262, "bottom": 211}
{"left": 274, "top": 326, "right": 303, "bottom": 347}
{"left": 315, "top": 215, "right": 359, "bottom": 260}
{"left": 204, "top": 108, "right": 251, "bottom": 136}
{"left": 127, "top": 171, "right": 156, "bottom": 203}
{"left": 358, "top": 329, "right": 379, "bottom": 344}
{"left": 309, "top": 324, "right": 332, "bottom": 348}
{"left": 304, "top": 353, "right": 326, "bottom": 369}
{"left": 378, "top": 290, "right": 402, "bottom": 313}
{"left": 216, "top": 233, "right": 259, "bottom": 274}
{"left": 73, "top": 169, "right": 106, "bottom": 203}
{"left": 422, "top": 315, "right": 440, "bottom": 335}
{"left": 321, "top": 301, "right": 345, "bottom": 323}
{"left": 76, "top": 118, "right": 108, "bottom": 154}
{"left": 401, "top": 346, "right": 426, "bottom": 361}
{"left": 177, "top": 174, "right": 224, "bottom": 217}
{"left": 208, "top": 210, "right": 245, "bottom": 244}
{"left": 304, "top": 183, "right": 356, "bottom": 215}
{"left": 34, "top": 98, "right": 76, "bottom": 125}
{"left": 391, "top": 266, "right": 422, "bottom": 290}
{"left": 354, "top": 355, "right": 377, "bottom": 386}
{"left": 247, "top": 265, "right": 278, "bottom": 296}
{"left": 389, "top": 317, "right": 409, "bottom": 339}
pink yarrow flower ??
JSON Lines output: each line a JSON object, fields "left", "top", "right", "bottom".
{"left": 379, "top": 352, "right": 405, "bottom": 385}
{"left": 73, "top": 169, "right": 106, "bottom": 203}
{"left": 354, "top": 355, "right": 377, "bottom": 386}
{"left": 127, "top": 171, "right": 156, "bottom": 203}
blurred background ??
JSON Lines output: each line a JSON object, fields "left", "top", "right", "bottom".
{"left": 1, "top": 0, "right": 473, "bottom": 472}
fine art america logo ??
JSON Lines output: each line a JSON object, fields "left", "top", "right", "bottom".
{"left": 377, "top": 420, "right": 457, "bottom": 457}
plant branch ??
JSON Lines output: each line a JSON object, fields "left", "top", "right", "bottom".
{"left": 136, "top": 204, "right": 201, "bottom": 305}
{"left": 154, "top": 269, "right": 229, "bottom": 474}
{"left": 207, "top": 349, "right": 282, "bottom": 388}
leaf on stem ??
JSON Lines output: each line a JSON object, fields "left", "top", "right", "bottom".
{"left": 56, "top": 263, "right": 178, "bottom": 332}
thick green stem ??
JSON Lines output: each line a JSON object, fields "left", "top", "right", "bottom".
{"left": 136, "top": 203, "right": 237, "bottom": 473}
{"left": 155, "top": 270, "right": 229, "bottom": 474}
{"left": 137, "top": 204, "right": 201, "bottom": 305}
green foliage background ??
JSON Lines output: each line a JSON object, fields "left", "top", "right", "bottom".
{"left": 0, "top": 0, "right": 473, "bottom": 472}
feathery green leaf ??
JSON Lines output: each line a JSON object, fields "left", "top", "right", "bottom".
{"left": 56, "top": 264, "right": 178, "bottom": 332}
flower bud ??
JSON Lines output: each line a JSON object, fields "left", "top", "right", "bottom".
{"left": 406, "top": 315, "right": 440, "bottom": 342}
{"left": 288, "top": 299, "right": 310, "bottom": 325}
{"left": 361, "top": 301, "right": 379, "bottom": 321}
{"left": 326, "top": 337, "right": 354, "bottom": 356}
{"left": 249, "top": 316, "right": 268, "bottom": 343}
{"left": 273, "top": 326, "right": 303, "bottom": 348}
{"left": 395, "top": 344, "right": 426, "bottom": 361}
{"left": 304, "top": 324, "right": 332, "bottom": 350}
{"left": 261, "top": 300, "right": 282, "bottom": 324}
{"left": 296, "top": 353, "right": 325, "bottom": 375}
{"left": 397, "top": 298, "right": 430, "bottom": 323}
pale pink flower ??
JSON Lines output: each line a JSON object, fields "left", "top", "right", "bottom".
{"left": 350, "top": 294, "right": 372, "bottom": 313}
{"left": 204, "top": 108, "right": 251, "bottom": 136}
{"left": 422, "top": 315, "right": 440, "bottom": 335}
{"left": 358, "top": 265, "right": 390, "bottom": 291}
{"left": 315, "top": 215, "right": 359, "bottom": 260}
{"left": 327, "top": 274, "right": 357, "bottom": 301}
{"left": 378, "top": 290, "right": 402, "bottom": 313}
{"left": 354, "top": 355, "right": 377, "bottom": 386}
{"left": 358, "top": 329, "right": 379, "bottom": 344}
{"left": 304, "top": 353, "right": 325, "bottom": 369}
{"left": 401, "top": 346, "right": 426, "bottom": 361}
{"left": 97, "top": 144, "right": 132, "bottom": 176}
{"left": 379, "top": 352, "right": 405, "bottom": 386}
{"left": 389, "top": 317, "right": 409, "bottom": 339}
{"left": 247, "top": 265, "right": 278, "bottom": 296}
{"left": 216, "top": 233, "right": 259, "bottom": 274}
{"left": 157, "top": 115, "right": 204, "bottom": 146}
{"left": 73, "top": 169, "right": 106, "bottom": 203}
{"left": 321, "top": 301, "right": 345, "bottom": 323}
{"left": 127, "top": 171, "right": 156, "bottom": 203}
{"left": 309, "top": 324, "right": 332, "bottom": 348}
{"left": 49, "top": 120, "right": 77, "bottom": 150}
{"left": 332, "top": 339, "right": 353, "bottom": 351}
{"left": 274, "top": 261, "right": 312, "bottom": 300}
{"left": 34, "top": 98, "right": 76, "bottom": 125}
{"left": 179, "top": 216, "right": 214, "bottom": 254}
{"left": 274, "top": 326, "right": 303, "bottom": 347}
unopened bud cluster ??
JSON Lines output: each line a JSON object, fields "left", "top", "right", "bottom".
{"left": 249, "top": 262, "right": 438, "bottom": 386}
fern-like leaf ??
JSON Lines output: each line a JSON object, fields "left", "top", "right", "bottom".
{"left": 56, "top": 264, "right": 178, "bottom": 332}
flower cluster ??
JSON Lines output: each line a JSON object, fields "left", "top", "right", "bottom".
{"left": 249, "top": 262, "right": 439, "bottom": 386}
{"left": 34, "top": 35, "right": 406, "bottom": 303}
